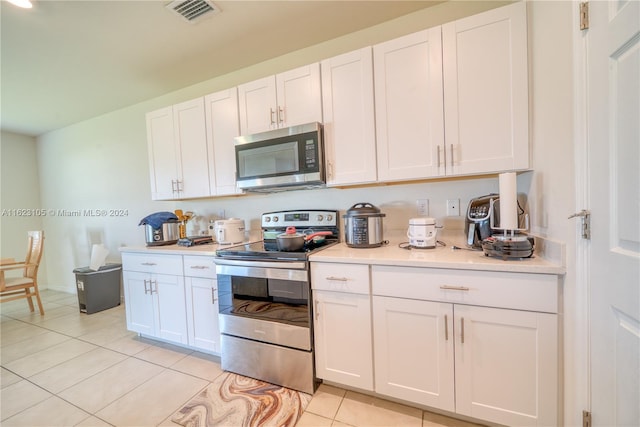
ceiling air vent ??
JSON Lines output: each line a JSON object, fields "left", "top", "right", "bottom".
{"left": 166, "top": 0, "right": 220, "bottom": 23}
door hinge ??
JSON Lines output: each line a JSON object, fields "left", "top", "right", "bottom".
{"left": 583, "top": 410, "right": 592, "bottom": 427}
{"left": 569, "top": 209, "right": 591, "bottom": 240}
{"left": 580, "top": 2, "right": 590, "bottom": 30}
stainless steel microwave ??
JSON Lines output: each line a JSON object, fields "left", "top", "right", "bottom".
{"left": 234, "top": 122, "right": 325, "bottom": 192}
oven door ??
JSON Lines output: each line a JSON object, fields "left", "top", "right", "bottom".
{"left": 216, "top": 261, "right": 312, "bottom": 351}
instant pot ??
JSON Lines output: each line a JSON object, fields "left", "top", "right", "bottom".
{"left": 344, "top": 202, "right": 386, "bottom": 248}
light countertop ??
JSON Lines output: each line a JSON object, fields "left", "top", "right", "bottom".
{"left": 119, "top": 232, "right": 566, "bottom": 275}
{"left": 119, "top": 242, "right": 223, "bottom": 257}
{"left": 309, "top": 231, "right": 566, "bottom": 275}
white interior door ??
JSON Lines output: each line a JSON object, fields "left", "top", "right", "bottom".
{"left": 585, "top": 1, "right": 640, "bottom": 425}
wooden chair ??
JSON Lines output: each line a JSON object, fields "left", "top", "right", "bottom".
{"left": 0, "top": 230, "right": 45, "bottom": 315}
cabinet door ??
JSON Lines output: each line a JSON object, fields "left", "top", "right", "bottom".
{"left": 123, "top": 271, "right": 155, "bottom": 335}
{"left": 185, "top": 277, "right": 220, "bottom": 353}
{"left": 373, "top": 296, "right": 455, "bottom": 411}
{"left": 276, "top": 63, "right": 322, "bottom": 129}
{"left": 153, "top": 273, "right": 188, "bottom": 345}
{"left": 204, "top": 88, "right": 244, "bottom": 196}
{"left": 442, "top": 1, "right": 529, "bottom": 175}
{"left": 238, "top": 76, "right": 277, "bottom": 135}
{"left": 321, "top": 48, "right": 377, "bottom": 186}
{"left": 313, "top": 290, "right": 373, "bottom": 390}
{"left": 454, "top": 305, "right": 558, "bottom": 426}
{"left": 374, "top": 28, "right": 445, "bottom": 181}
{"left": 146, "top": 106, "right": 179, "bottom": 200}
{"left": 173, "top": 98, "right": 211, "bottom": 199}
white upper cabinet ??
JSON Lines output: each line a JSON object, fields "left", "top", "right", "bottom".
{"left": 146, "top": 106, "right": 178, "bottom": 200}
{"left": 442, "top": 1, "right": 529, "bottom": 175}
{"left": 373, "top": 27, "right": 445, "bottom": 182}
{"left": 146, "top": 98, "right": 211, "bottom": 200}
{"left": 238, "top": 63, "right": 322, "bottom": 135}
{"left": 321, "top": 47, "right": 377, "bottom": 186}
{"left": 204, "top": 88, "right": 244, "bottom": 196}
{"left": 372, "top": 1, "right": 529, "bottom": 182}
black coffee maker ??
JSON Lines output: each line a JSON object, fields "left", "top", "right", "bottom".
{"left": 465, "top": 194, "right": 500, "bottom": 248}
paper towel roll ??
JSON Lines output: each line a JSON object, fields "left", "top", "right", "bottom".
{"left": 499, "top": 172, "right": 518, "bottom": 230}
{"left": 89, "top": 244, "right": 109, "bottom": 271}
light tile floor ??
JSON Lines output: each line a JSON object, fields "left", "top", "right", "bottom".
{"left": 1, "top": 290, "right": 484, "bottom": 427}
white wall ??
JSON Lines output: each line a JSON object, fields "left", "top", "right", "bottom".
{"left": 0, "top": 131, "right": 48, "bottom": 283}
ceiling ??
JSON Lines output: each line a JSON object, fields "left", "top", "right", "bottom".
{"left": 1, "top": 0, "right": 442, "bottom": 137}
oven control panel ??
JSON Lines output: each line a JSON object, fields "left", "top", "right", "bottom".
{"left": 262, "top": 210, "right": 338, "bottom": 228}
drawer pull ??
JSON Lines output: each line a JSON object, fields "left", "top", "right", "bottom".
{"left": 444, "top": 314, "right": 449, "bottom": 341}
{"left": 141, "top": 262, "right": 157, "bottom": 266}
{"left": 440, "top": 285, "right": 469, "bottom": 291}
{"left": 326, "top": 276, "right": 348, "bottom": 282}
{"left": 190, "top": 265, "right": 209, "bottom": 269}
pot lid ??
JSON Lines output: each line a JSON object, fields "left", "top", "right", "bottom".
{"left": 345, "top": 202, "right": 385, "bottom": 217}
{"left": 409, "top": 217, "right": 436, "bottom": 225}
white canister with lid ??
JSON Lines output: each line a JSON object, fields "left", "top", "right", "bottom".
{"left": 407, "top": 217, "right": 437, "bottom": 248}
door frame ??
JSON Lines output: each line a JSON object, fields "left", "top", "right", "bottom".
{"left": 571, "top": 0, "right": 591, "bottom": 424}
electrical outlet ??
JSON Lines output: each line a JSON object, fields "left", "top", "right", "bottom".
{"left": 446, "top": 199, "right": 460, "bottom": 216}
{"left": 416, "top": 199, "right": 429, "bottom": 217}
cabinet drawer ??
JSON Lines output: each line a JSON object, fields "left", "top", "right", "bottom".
{"left": 122, "top": 253, "right": 183, "bottom": 275}
{"left": 311, "top": 263, "right": 370, "bottom": 294}
{"left": 183, "top": 255, "right": 216, "bottom": 279}
{"left": 371, "top": 266, "right": 558, "bottom": 313}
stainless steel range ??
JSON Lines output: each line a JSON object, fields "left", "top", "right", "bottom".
{"left": 215, "top": 209, "right": 339, "bottom": 394}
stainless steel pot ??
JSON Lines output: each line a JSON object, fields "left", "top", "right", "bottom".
{"left": 276, "top": 227, "right": 332, "bottom": 251}
{"left": 344, "top": 202, "right": 386, "bottom": 248}
{"left": 145, "top": 222, "right": 180, "bottom": 246}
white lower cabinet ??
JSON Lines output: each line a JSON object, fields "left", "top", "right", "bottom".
{"left": 371, "top": 265, "right": 559, "bottom": 427}
{"left": 122, "top": 252, "right": 220, "bottom": 352}
{"left": 184, "top": 255, "right": 221, "bottom": 353}
{"left": 123, "top": 270, "right": 187, "bottom": 345}
{"left": 453, "top": 304, "right": 557, "bottom": 426}
{"left": 311, "top": 263, "right": 373, "bottom": 391}
{"left": 372, "top": 296, "right": 455, "bottom": 411}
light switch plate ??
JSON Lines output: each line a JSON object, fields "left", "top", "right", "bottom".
{"left": 416, "top": 199, "right": 429, "bottom": 216}
{"left": 446, "top": 199, "right": 460, "bottom": 216}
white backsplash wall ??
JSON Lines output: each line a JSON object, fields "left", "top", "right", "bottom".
{"left": 179, "top": 176, "right": 501, "bottom": 240}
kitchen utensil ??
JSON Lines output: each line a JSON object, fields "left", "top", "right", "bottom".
{"left": 215, "top": 218, "right": 246, "bottom": 244}
{"left": 276, "top": 226, "right": 333, "bottom": 251}
{"left": 407, "top": 217, "right": 437, "bottom": 248}
{"left": 344, "top": 202, "right": 385, "bottom": 248}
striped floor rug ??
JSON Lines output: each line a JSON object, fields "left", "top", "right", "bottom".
{"left": 171, "top": 372, "right": 312, "bottom": 427}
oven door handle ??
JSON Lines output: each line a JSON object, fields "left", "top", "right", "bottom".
{"left": 216, "top": 263, "right": 308, "bottom": 282}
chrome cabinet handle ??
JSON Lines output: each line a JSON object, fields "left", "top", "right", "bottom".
{"left": 141, "top": 262, "right": 157, "bottom": 266}
{"left": 437, "top": 145, "right": 441, "bottom": 168}
{"left": 314, "top": 300, "right": 320, "bottom": 320}
{"left": 190, "top": 265, "right": 209, "bottom": 270}
{"left": 326, "top": 276, "right": 348, "bottom": 282}
{"left": 461, "top": 317, "right": 465, "bottom": 344}
{"left": 211, "top": 288, "right": 217, "bottom": 304}
{"left": 278, "top": 106, "right": 284, "bottom": 124}
{"left": 270, "top": 108, "right": 276, "bottom": 125}
{"left": 444, "top": 314, "right": 449, "bottom": 341}
{"left": 143, "top": 279, "right": 149, "bottom": 294}
{"left": 440, "top": 285, "right": 469, "bottom": 291}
